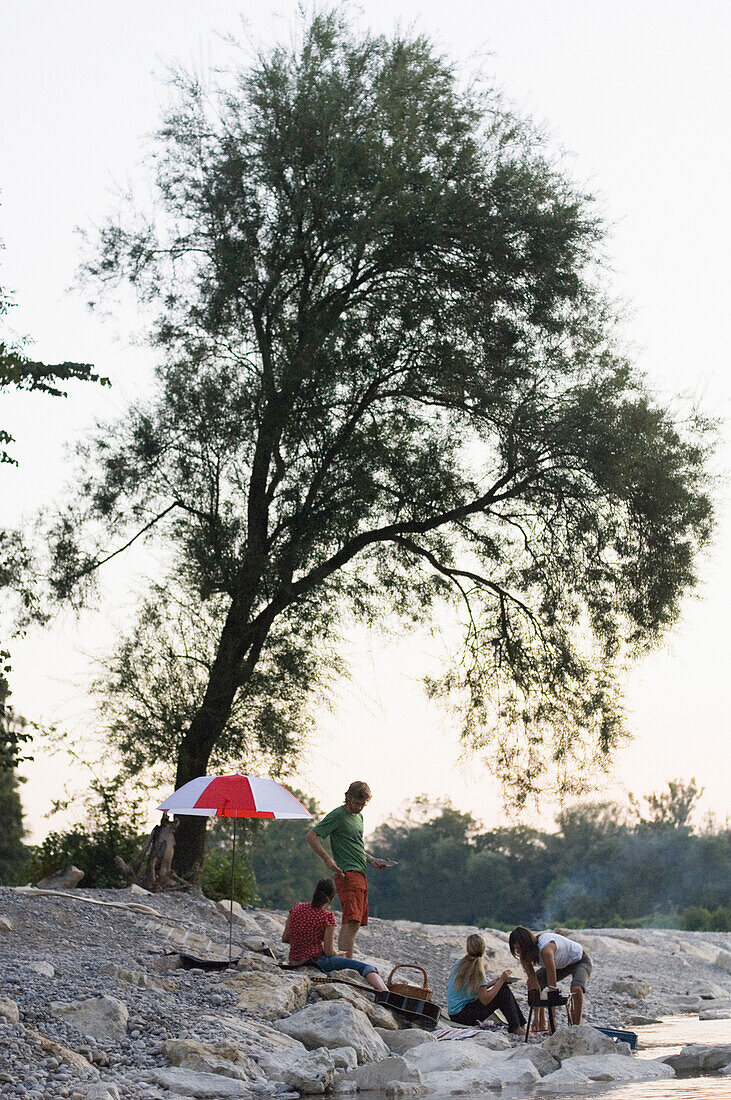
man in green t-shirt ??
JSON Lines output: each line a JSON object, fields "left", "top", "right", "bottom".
{"left": 306, "top": 780, "right": 388, "bottom": 956}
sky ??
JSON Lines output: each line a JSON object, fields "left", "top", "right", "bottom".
{"left": 1, "top": 1, "right": 729, "bottom": 841}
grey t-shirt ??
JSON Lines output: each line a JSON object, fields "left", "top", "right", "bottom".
{"left": 536, "top": 931, "right": 583, "bottom": 969}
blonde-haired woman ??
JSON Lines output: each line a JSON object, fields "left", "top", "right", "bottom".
{"left": 446, "top": 934, "right": 526, "bottom": 1035}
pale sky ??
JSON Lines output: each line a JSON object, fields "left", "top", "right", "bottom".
{"left": 1, "top": 1, "right": 729, "bottom": 841}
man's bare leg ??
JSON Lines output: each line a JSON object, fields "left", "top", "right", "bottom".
{"left": 569, "top": 986, "right": 583, "bottom": 1024}
{"left": 338, "top": 920, "right": 361, "bottom": 957}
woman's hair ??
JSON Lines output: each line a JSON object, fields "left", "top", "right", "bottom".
{"left": 344, "top": 781, "right": 372, "bottom": 803}
{"left": 452, "top": 933, "right": 487, "bottom": 996}
{"left": 509, "top": 926, "right": 539, "bottom": 965}
{"left": 311, "top": 878, "right": 336, "bottom": 908}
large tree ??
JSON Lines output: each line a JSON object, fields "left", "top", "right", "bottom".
{"left": 60, "top": 13, "right": 712, "bottom": 875}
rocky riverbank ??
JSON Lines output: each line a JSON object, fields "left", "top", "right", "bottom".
{"left": 1, "top": 884, "right": 730, "bottom": 1098}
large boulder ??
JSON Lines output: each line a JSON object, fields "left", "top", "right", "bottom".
{"left": 687, "top": 980, "right": 729, "bottom": 999}
{"left": 163, "top": 1038, "right": 262, "bottom": 1082}
{"left": 145, "top": 1067, "right": 254, "bottom": 1097}
{"left": 416, "top": 1057, "right": 541, "bottom": 1094}
{"left": 25, "top": 1028, "right": 98, "bottom": 1076}
{"left": 216, "top": 899, "right": 264, "bottom": 934}
{"left": 342, "top": 1055, "right": 424, "bottom": 1094}
{"left": 223, "top": 967, "right": 310, "bottom": 1020}
{"left": 256, "top": 1047, "right": 337, "bottom": 1094}
{"left": 610, "top": 977, "right": 652, "bottom": 999}
{"left": 716, "top": 950, "right": 731, "bottom": 974}
{"left": 50, "top": 994, "right": 129, "bottom": 1040}
{"left": 377, "top": 1029, "right": 436, "bottom": 1054}
{"left": 534, "top": 1063, "right": 591, "bottom": 1093}
{"left": 564, "top": 1054, "right": 674, "bottom": 1082}
{"left": 699, "top": 1000, "right": 731, "bottom": 1020}
{"left": 35, "top": 865, "right": 84, "bottom": 890}
{"left": 500, "top": 1045, "right": 559, "bottom": 1076}
{"left": 314, "top": 979, "right": 398, "bottom": 1029}
{"left": 403, "top": 1039, "right": 493, "bottom": 1074}
{"left": 542, "top": 1024, "right": 617, "bottom": 1061}
{"left": 277, "top": 1002, "right": 390, "bottom": 1064}
{"left": 664, "top": 1043, "right": 731, "bottom": 1073}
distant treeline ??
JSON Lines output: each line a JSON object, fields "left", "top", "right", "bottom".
{"left": 7, "top": 776, "right": 730, "bottom": 932}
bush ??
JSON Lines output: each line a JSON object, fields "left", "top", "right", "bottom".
{"left": 200, "top": 847, "right": 258, "bottom": 905}
{"left": 680, "top": 905, "right": 731, "bottom": 932}
{"left": 18, "top": 823, "right": 143, "bottom": 888}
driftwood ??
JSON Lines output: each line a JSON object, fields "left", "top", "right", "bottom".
{"left": 116, "top": 813, "right": 198, "bottom": 892}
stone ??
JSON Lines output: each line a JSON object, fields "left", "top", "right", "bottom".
{"left": 465, "top": 1029, "right": 511, "bottom": 1050}
{"left": 344, "top": 1055, "right": 424, "bottom": 1094}
{"left": 721, "top": 1062, "right": 731, "bottom": 1076}
{"left": 84, "top": 1086, "right": 121, "bottom": 1100}
{"left": 542, "top": 1023, "right": 617, "bottom": 1061}
{"left": 416, "top": 1057, "right": 541, "bottom": 1094}
{"left": 313, "top": 980, "right": 398, "bottom": 1029}
{"left": 50, "top": 994, "right": 129, "bottom": 1040}
{"left": 534, "top": 1063, "right": 591, "bottom": 1093}
{"left": 36, "top": 865, "right": 85, "bottom": 890}
{"left": 148, "top": 953, "right": 183, "bottom": 972}
{"left": 716, "top": 950, "right": 731, "bottom": 973}
{"left": 500, "top": 1045, "right": 559, "bottom": 1076}
{"left": 163, "top": 1038, "right": 260, "bottom": 1081}
{"left": 609, "top": 977, "right": 652, "bottom": 999}
{"left": 699, "top": 1001, "right": 731, "bottom": 1020}
{"left": 626, "top": 1014, "right": 661, "bottom": 1025}
{"left": 377, "top": 1029, "right": 436, "bottom": 1054}
{"left": 223, "top": 968, "right": 310, "bottom": 1021}
{"left": 256, "top": 1047, "right": 336, "bottom": 1094}
{"left": 0, "top": 914, "right": 13, "bottom": 932}
{"left": 403, "top": 1039, "right": 496, "bottom": 1074}
{"left": 146, "top": 1067, "right": 253, "bottom": 1097}
{"left": 331, "top": 1047, "right": 358, "bottom": 1070}
{"left": 688, "top": 980, "right": 729, "bottom": 999}
{"left": 564, "top": 1054, "right": 674, "bottom": 1082}
{"left": 28, "top": 960, "right": 55, "bottom": 978}
{"left": 0, "top": 997, "right": 20, "bottom": 1024}
{"left": 25, "top": 1028, "right": 98, "bottom": 1075}
{"left": 277, "top": 1002, "right": 390, "bottom": 1064}
{"left": 663, "top": 1042, "right": 731, "bottom": 1073}
{"left": 216, "top": 899, "right": 264, "bottom": 933}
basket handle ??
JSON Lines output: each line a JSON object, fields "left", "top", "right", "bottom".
{"left": 387, "top": 963, "right": 428, "bottom": 984}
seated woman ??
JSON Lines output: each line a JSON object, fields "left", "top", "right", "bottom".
{"left": 282, "top": 878, "right": 387, "bottom": 991}
{"left": 447, "top": 934, "right": 526, "bottom": 1035}
{"left": 508, "top": 926, "right": 591, "bottom": 1025}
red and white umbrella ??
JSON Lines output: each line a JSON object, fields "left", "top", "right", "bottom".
{"left": 156, "top": 773, "right": 311, "bottom": 962}
{"left": 157, "top": 773, "right": 311, "bottom": 820}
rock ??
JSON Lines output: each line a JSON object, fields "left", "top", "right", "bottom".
{"left": 257, "top": 1047, "right": 337, "bottom": 1093}
{"left": 331, "top": 1047, "right": 358, "bottom": 1070}
{"left": 277, "top": 1002, "right": 390, "bottom": 1064}
{"left": 28, "top": 960, "right": 55, "bottom": 978}
{"left": 163, "top": 1038, "right": 260, "bottom": 1081}
{"left": 314, "top": 980, "right": 398, "bottom": 1029}
{"left": 664, "top": 1042, "right": 731, "bottom": 1073}
{"left": 84, "top": 1086, "right": 121, "bottom": 1100}
{"left": 223, "top": 968, "right": 310, "bottom": 1020}
{"left": 36, "top": 865, "right": 85, "bottom": 890}
{"left": 699, "top": 1001, "right": 731, "bottom": 1020}
{"left": 148, "top": 953, "right": 183, "bottom": 972}
{"left": 626, "top": 1014, "right": 661, "bottom": 1025}
{"left": 0, "top": 997, "right": 19, "bottom": 1023}
{"left": 344, "top": 1055, "right": 424, "bottom": 1094}
{"left": 403, "top": 1039, "right": 495, "bottom": 1074}
{"left": 716, "top": 949, "right": 731, "bottom": 973}
{"left": 416, "top": 1056, "right": 541, "bottom": 1093}
{"left": 534, "top": 1063, "right": 591, "bottom": 1093}
{"left": 722, "top": 1062, "right": 731, "bottom": 1076}
{"left": 25, "top": 1027, "right": 99, "bottom": 1075}
{"left": 542, "top": 1023, "right": 617, "bottom": 1061}
{"left": 609, "top": 977, "right": 652, "bottom": 999}
{"left": 501, "top": 1045, "right": 559, "bottom": 1076}
{"left": 688, "top": 980, "right": 729, "bottom": 999}
{"left": 564, "top": 1054, "right": 674, "bottom": 1082}
{"left": 216, "top": 899, "right": 264, "bottom": 933}
{"left": 464, "top": 1029, "right": 511, "bottom": 1050}
{"left": 377, "top": 1029, "right": 436, "bottom": 1054}
{"left": 50, "top": 994, "right": 129, "bottom": 1040}
{"left": 146, "top": 1067, "right": 254, "bottom": 1097}
{"left": 0, "top": 914, "right": 14, "bottom": 931}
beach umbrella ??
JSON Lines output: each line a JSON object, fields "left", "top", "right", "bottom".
{"left": 157, "top": 773, "right": 311, "bottom": 961}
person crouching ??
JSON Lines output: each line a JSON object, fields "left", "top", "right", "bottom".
{"left": 447, "top": 934, "right": 526, "bottom": 1035}
{"left": 282, "top": 878, "right": 387, "bottom": 991}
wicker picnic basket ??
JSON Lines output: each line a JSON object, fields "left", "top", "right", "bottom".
{"left": 387, "top": 964, "right": 432, "bottom": 1001}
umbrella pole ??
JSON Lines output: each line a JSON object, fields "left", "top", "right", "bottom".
{"left": 229, "top": 815, "right": 236, "bottom": 965}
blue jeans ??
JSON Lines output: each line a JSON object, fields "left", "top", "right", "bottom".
{"left": 314, "top": 954, "right": 377, "bottom": 978}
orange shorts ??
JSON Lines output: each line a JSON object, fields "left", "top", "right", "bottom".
{"left": 335, "top": 871, "right": 369, "bottom": 926}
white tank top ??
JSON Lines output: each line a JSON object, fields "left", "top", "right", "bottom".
{"left": 537, "top": 931, "right": 583, "bottom": 969}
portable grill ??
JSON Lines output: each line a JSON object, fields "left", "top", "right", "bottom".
{"left": 524, "top": 987, "right": 572, "bottom": 1041}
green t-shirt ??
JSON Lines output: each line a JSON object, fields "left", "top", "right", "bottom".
{"left": 313, "top": 804, "right": 367, "bottom": 874}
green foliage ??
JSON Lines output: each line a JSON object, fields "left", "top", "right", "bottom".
{"left": 0, "top": 763, "right": 25, "bottom": 882}
{"left": 251, "top": 792, "right": 328, "bottom": 908}
{"left": 200, "top": 845, "right": 258, "bottom": 906}
{"left": 19, "top": 821, "right": 143, "bottom": 889}
{"left": 680, "top": 905, "right": 731, "bottom": 932}
{"left": 57, "top": 10, "right": 714, "bottom": 868}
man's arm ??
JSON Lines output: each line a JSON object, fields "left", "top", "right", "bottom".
{"left": 541, "top": 942, "right": 558, "bottom": 988}
{"left": 364, "top": 849, "right": 389, "bottom": 870}
{"left": 306, "top": 829, "right": 344, "bottom": 876}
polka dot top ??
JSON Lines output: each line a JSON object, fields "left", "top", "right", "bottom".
{"left": 287, "top": 901, "right": 337, "bottom": 963}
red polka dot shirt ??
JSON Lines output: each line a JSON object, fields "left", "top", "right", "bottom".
{"left": 287, "top": 902, "right": 337, "bottom": 963}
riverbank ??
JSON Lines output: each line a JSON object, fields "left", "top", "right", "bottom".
{"left": 1, "top": 885, "right": 729, "bottom": 1098}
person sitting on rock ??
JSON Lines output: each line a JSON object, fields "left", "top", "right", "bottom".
{"left": 282, "top": 878, "right": 387, "bottom": 991}
{"left": 447, "top": 934, "right": 526, "bottom": 1035}
{"left": 508, "top": 925, "right": 591, "bottom": 1025}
